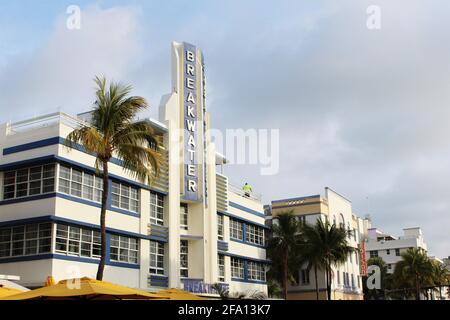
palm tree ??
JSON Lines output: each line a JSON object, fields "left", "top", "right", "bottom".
{"left": 65, "top": 76, "right": 161, "bottom": 280}
{"left": 301, "top": 219, "right": 353, "bottom": 300}
{"left": 393, "top": 248, "right": 433, "bottom": 300}
{"left": 266, "top": 211, "right": 303, "bottom": 300}
{"left": 431, "top": 260, "right": 450, "bottom": 300}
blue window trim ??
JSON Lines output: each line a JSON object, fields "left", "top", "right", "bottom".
{"left": 0, "top": 215, "right": 168, "bottom": 243}
{"left": 228, "top": 202, "right": 265, "bottom": 218}
{"left": 0, "top": 155, "right": 168, "bottom": 196}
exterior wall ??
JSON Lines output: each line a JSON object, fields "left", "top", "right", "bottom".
{"left": 365, "top": 227, "right": 428, "bottom": 273}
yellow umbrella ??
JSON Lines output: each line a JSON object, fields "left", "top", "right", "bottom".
{"left": 157, "top": 288, "right": 206, "bottom": 300}
{"left": 0, "top": 287, "right": 23, "bottom": 298}
{"left": 2, "top": 277, "right": 168, "bottom": 300}
{"left": 44, "top": 276, "right": 56, "bottom": 287}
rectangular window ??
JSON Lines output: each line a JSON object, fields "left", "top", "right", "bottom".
{"left": 0, "top": 223, "right": 52, "bottom": 258}
{"left": 230, "top": 219, "right": 243, "bottom": 240}
{"left": 3, "top": 164, "right": 55, "bottom": 200}
{"left": 180, "top": 204, "right": 188, "bottom": 230}
{"left": 59, "top": 165, "right": 103, "bottom": 203}
{"left": 55, "top": 224, "right": 101, "bottom": 259}
{"left": 248, "top": 261, "right": 266, "bottom": 281}
{"left": 386, "top": 249, "right": 390, "bottom": 255}
{"left": 150, "top": 192, "right": 164, "bottom": 226}
{"left": 357, "top": 275, "right": 361, "bottom": 288}
{"left": 110, "top": 235, "right": 139, "bottom": 264}
{"left": 149, "top": 241, "right": 165, "bottom": 275}
{"left": 395, "top": 248, "right": 400, "bottom": 256}
{"left": 353, "top": 229, "right": 357, "bottom": 241}
{"left": 180, "top": 240, "right": 188, "bottom": 277}
{"left": 217, "top": 215, "right": 224, "bottom": 240}
{"left": 370, "top": 250, "right": 378, "bottom": 258}
{"left": 337, "top": 271, "right": 340, "bottom": 284}
{"left": 246, "top": 224, "right": 265, "bottom": 246}
{"left": 218, "top": 254, "right": 225, "bottom": 282}
{"left": 231, "top": 257, "right": 244, "bottom": 279}
{"left": 301, "top": 269, "right": 310, "bottom": 285}
{"left": 111, "top": 182, "right": 139, "bottom": 213}
{"left": 351, "top": 274, "right": 355, "bottom": 288}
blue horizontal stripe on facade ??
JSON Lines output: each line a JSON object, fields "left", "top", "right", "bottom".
{"left": 217, "top": 240, "right": 229, "bottom": 251}
{"left": 231, "top": 278, "right": 267, "bottom": 285}
{"left": 218, "top": 211, "right": 269, "bottom": 230}
{"left": 0, "top": 215, "right": 168, "bottom": 243}
{"left": 3, "top": 137, "right": 61, "bottom": 155}
{"left": 0, "top": 191, "right": 141, "bottom": 219}
{"left": 0, "top": 253, "right": 139, "bottom": 269}
{"left": 230, "top": 238, "right": 266, "bottom": 249}
{"left": 228, "top": 202, "right": 265, "bottom": 218}
{"left": 217, "top": 251, "right": 270, "bottom": 264}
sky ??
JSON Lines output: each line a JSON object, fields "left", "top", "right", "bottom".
{"left": 0, "top": 0, "right": 449, "bottom": 258}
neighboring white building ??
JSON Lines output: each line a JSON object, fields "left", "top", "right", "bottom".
{"left": 0, "top": 42, "right": 268, "bottom": 296}
{"left": 365, "top": 227, "right": 428, "bottom": 273}
{"left": 268, "top": 187, "right": 371, "bottom": 300}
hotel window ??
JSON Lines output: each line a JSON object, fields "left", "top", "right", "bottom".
{"left": 370, "top": 250, "right": 378, "bottom": 258}
{"left": 248, "top": 261, "right": 266, "bottom": 282}
{"left": 231, "top": 257, "right": 244, "bottom": 279}
{"left": 388, "top": 264, "right": 392, "bottom": 270}
{"left": 395, "top": 248, "right": 400, "bottom": 256}
{"left": 353, "top": 229, "right": 357, "bottom": 241}
{"left": 301, "top": 269, "right": 310, "bottom": 285}
{"left": 110, "top": 235, "right": 139, "bottom": 264}
{"left": 386, "top": 249, "right": 390, "bottom": 255}
{"left": 149, "top": 241, "right": 165, "bottom": 275}
{"left": 55, "top": 224, "right": 101, "bottom": 258}
{"left": 349, "top": 252, "right": 352, "bottom": 263}
{"left": 351, "top": 274, "right": 355, "bottom": 288}
{"left": 218, "top": 254, "right": 225, "bottom": 282}
{"left": 150, "top": 192, "right": 164, "bottom": 226}
{"left": 230, "top": 219, "right": 243, "bottom": 241}
{"left": 297, "top": 216, "right": 306, "bottom": 225}
{"left": 111, "top": 182, "right": 139, "bottom": 213}
{"left": 59, "top": 165, "right": 103, "bottom": 203}
{"left": 337, "top": 271, "right": 340, "bottom": 284}
{"left": 180, "top": 204, "right": 188, "bottom": 230}
{"left": 217, "top": 215, "right": 224, "bottom": 240}
{"left": 180, "top": 240, "right": 188, "bottom": 277}
{"left": 0, "top": 223, "right": 52, "bottom": 258}
{"left": 246, "top": 224, "right": 264, "bottom": 246}
{"left": 356, "top": 252, "right": 359, "bottom": 265}
{"left": 357, "top": 276, "right": 361, "bottom": 288}
{"left": 3, "top": 164, "right": 55, "bottom": 200}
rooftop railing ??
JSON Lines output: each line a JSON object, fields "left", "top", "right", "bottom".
{"left": 228, "top": 183, "right": 262, "bottom": 202}
{"left": 6, "top": 112, "right": 88, "bottom": 135}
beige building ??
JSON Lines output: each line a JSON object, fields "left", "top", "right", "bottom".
{"left": 268, "top": 187, "right": 371, "bottom": 300}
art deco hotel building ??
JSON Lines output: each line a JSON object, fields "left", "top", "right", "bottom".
{"left": 0, "top": 42, "right": 268, "bottom": 296}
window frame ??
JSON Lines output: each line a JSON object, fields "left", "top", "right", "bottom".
{"left": 150, "top": 192, "right": 165, "bottom": 226}
{"left": 149, "top": 241, "right": 165, "bottom": 275}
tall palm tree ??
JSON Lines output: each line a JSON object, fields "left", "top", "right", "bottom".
{"left": 65, "top": 76, "right": 161, "bottom": 280}
{"left": 301, "top": 219, "right": 353, "bottom": 300}
{"left": 393, "top": 248, "right": 433, "bottom": 300}
{"left": 266, "top": 211, "right": 303, "bottom": 300}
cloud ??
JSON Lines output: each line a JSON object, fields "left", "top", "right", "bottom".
{"left": 0, "top": 4, "right": 143, "bottom": 120}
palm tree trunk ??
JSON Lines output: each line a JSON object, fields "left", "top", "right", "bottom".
{"left": 314, "top": 265, "right": 319, "bottom": 300}
{"left": 283, "top": 252, "right": 288, "bottom": 300}
{"left": 324, "top": 262, "right": 331, "bottom": 300}
{"left": 415, "top": 275, "right": 420, "bottom": 300}
{"left": 96, "top": 161, "right": 109, "bottom": 280}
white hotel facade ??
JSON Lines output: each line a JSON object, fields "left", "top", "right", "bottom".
{"left": 0, "top": 42, "right": 268, "bottom": 295}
